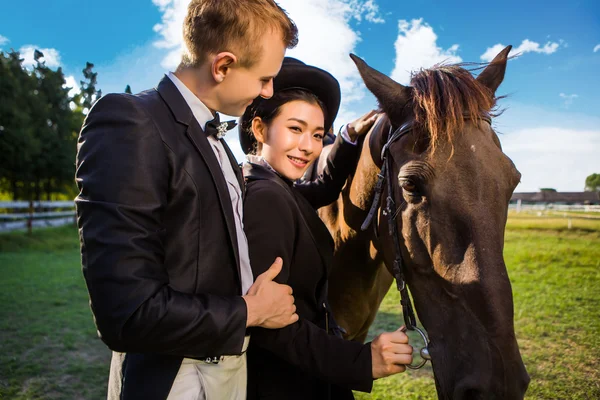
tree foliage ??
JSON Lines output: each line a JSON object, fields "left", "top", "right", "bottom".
{"left": 0, "top": 49, "right": 99, "bottom": 201}
{"left": 585, "top": 174, "right": 600, "bottom": 192}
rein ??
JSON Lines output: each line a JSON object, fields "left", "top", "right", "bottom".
{"left": 360, "top": 114, "right": 492, "bottom": 369}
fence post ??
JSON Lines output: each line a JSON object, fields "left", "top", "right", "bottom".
{"left": 27, "top": 200, "right": 33, "bottom": 235}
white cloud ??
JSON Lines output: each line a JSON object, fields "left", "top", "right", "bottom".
{"left": 278, "top": 0, "right": 368, "bottom": 104}
{"left": 493, "top": 101, "right": 600, "bottom": 192}
{"left": 594, "top": 44, "right": 600, "bottom": 53}
{"left": 559, "top": 93, "right": 578, "bottom": 108}
{"left": 480, "top": 39, "right": 561, "bottom": 62}
{"left": 499, "top": 126, "right": 600, "bottom": 191}
{"left": 63, "top": 75, "right": 80, "bottom": 98}
{"left": 151, "top": 0, "right": 189, "bottom": 69}
{"left": 152, "top": 0, "right": 385, "bottom": 151}
{"left": 0, "top": 34, "right": 9, "bottom": 47}
{"left": 19, "top": 45, "right": 61, "bottom": 68}
{"left": 346, "top": 0, "right": 385, "bottom": 23}
{"left": 390, "top": 19, "right": 462, "bottom": 84}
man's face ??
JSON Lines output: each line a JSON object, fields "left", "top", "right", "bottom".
{"left": 215, "top": 30, "right": 286, "bottom": 116}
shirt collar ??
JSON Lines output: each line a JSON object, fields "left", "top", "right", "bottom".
{"left": 167, "top": 72, "right": 214, "bottom": 130}
{"left": 245, "top": 155, "right": 293, "bottom": 184}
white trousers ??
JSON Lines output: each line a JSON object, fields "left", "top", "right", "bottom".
{"left": 166, "top": 336, "right": 250, "bottom": 400}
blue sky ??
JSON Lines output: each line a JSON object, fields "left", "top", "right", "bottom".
{"left": 1, "top": 0, "right": 599, "bottom": 191}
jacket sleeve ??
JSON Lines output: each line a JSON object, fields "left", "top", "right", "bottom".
{"left": 243, "top": 182, "right": 373, "bottom": 392}
{"left": 75, "top": 94, "right": 247, "bottom": 357}
{"left": 294, "top": 132, "right": 360, "bottom": 209}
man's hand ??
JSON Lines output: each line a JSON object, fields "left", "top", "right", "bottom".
{"left": 371, "top": 326, "right": 413, "bottom": 379}
{"left": 243, "top": 258, "right": 298, "bottom": 329}
{"left": 347, "top": 110, "right": 379, "bottom": 142}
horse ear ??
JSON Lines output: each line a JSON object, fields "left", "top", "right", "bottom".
{"left": 476, "top": 45, "right": 512, "bottom": 94}
{"left": 350, "top": 53, "right": 410, "bottom": 113}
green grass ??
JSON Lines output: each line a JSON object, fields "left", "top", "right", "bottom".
{"left": 0, "top": 226, "right": 111, "bottom": 400}
{"left": 506, "top": 211, "right": 600, "bottom": 232}
{"left": 1, "top": 219, "right": 599, "bottom": 399}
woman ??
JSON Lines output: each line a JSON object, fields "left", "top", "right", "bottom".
{"left": 239, "top": 58, "right": 413, "bottom": 399}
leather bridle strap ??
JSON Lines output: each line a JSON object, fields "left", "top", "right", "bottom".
{"left": 361, "top": 121, "right": 417, "bottom": 328}
{"left": 385, "top": 148, "right": 417, "bottom": 328}
{"left": 360, "top": 121, "right": 413, "bottom": 232}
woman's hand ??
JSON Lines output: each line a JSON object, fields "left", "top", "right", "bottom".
{"left": 346, "top": 110, "right": 379, "bottom": 142}
{"left": 370, "top": 326, "right": 413, "bottom": 379}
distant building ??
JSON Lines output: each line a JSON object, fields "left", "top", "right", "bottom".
{"left": 511, "top": 190, "right": 600, "bottom": 205}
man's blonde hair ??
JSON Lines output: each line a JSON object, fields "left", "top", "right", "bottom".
{"left": 181, "top": 0, "right": 298, "bottom": 69}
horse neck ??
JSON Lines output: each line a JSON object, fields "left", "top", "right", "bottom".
{"left": 333, "top": 123, "right": 392, "bottom": 265}
{"left": 345, "top": 117, "right": 389, "bottom": 220}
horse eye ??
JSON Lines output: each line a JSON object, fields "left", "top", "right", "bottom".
{"left": 400, "top": 180, "right": 417, "bottom": 192}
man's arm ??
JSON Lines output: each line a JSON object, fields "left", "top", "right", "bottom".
{"left": 76, "top": 94, "right": 295, "bottom": 357}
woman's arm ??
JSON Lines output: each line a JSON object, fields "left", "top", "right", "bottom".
{"left": 252, "top": 317, "right": 374, "bottom": 392}
{"left": 243, "top": 182, "right": 373, "bottom": 392}
{"left": 295, "top": 111, "right": 378, "bottom": 209}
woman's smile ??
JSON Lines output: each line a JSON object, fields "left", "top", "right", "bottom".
{"left": 287, "top": 155, "right": 310, "bottom": 168}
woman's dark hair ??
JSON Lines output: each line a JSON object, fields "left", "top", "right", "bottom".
{"left": 242, "top": 89, "right": 327, "bottom": 154}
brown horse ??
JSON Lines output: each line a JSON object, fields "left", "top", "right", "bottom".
{"left": 318, "top": 46, "right": 530, "bottom": 398}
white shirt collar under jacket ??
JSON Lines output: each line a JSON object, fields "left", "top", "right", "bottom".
{"left": 167, "top": 72, "right": 214, "bottom": 131}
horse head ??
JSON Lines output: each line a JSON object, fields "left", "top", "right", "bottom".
{"left": 350, "top": 46, "right": 530, "bottom": 399}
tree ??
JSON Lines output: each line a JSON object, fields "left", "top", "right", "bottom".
{"left": 125, "top": 84, "right": 132, "bottom": 94}
{"left": 0, "top": 49, "right": 85, "bottom": 201}
{"left": 0, "top": 50, "right": 40, "bottom": 200}
{"left": 80, "top": 62, "right": 101, "bottom": 113}
{"left": 31, "top": 50, "right": 81, "bottom": 200}
{"left": 585, "top": 174, "right": 600, "bottom": 192}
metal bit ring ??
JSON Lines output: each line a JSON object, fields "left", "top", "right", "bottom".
{"left": 406, "top": 326, "right": 430, "bottom": 370}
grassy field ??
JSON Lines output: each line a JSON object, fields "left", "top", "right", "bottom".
{"left": 0, "top": 226, "right": 110, "bottom": 400}
{"left": 1, "top": 216, "right": 599, "bottom": 399}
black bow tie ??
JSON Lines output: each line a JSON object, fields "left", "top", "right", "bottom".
{"left": 205, "top": 113, "right": 237, "bottom": 139}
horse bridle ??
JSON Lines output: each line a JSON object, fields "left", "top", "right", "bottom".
{"left": 360, "top": 114, "right": 492, "bottom": 369}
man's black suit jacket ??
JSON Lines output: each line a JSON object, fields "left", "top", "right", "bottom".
{"left": 75, "top": 76, "right": 249, "bottom": 399}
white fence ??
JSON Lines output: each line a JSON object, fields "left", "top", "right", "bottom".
{"left": 0, "top": 201, "right": 76, "bottom": 233}
{"left": 509, "top": 203, "right": 600, "bottom": 213}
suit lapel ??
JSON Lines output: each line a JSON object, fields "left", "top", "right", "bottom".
{"left": 156, "top": 76, "right": 242, "bottom": 282}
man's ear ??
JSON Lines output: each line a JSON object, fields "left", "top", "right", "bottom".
{"left": 251, "top": 117, "right": 267, "bottom": 144}
{"left": 212, "top": 52, "right": 237, "bottom": 83}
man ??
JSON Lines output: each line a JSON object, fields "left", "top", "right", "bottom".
{"left": 75, "top": 1, "right": 299, "bottom": 399}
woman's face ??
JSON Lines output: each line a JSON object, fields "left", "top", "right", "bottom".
{"left": 256, "top": 100, "right": 325, "bottom": 181}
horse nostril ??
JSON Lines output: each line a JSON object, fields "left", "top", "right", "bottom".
{"left": 462, "top": 388, "right": 485, "bottom": 400}
{"left": 453, "top": 382, "right": 488, "bottom": 400}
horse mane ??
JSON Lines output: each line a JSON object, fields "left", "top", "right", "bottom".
{"left": 408, "top": 63, "right": 500, "bottom": 154}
